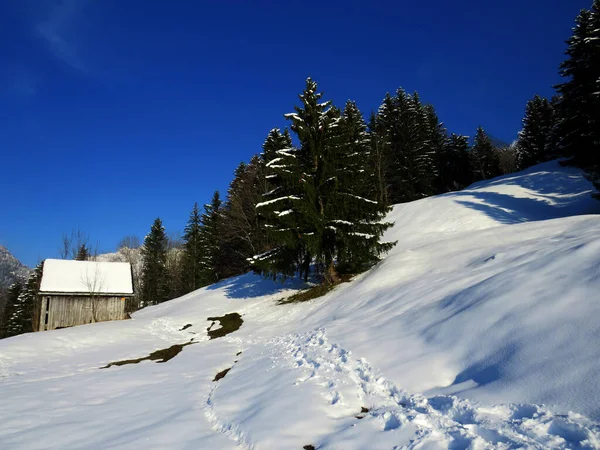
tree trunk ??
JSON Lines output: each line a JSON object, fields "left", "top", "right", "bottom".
{"left": 323, "top": 260, "right": 339, "bottom": 286}
{"left": 301, "top": 253, "right": 311, "bottom": 282}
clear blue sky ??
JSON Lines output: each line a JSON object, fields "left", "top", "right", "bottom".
{"left": 0, "top": 0, "right": 591, "bottom": 267}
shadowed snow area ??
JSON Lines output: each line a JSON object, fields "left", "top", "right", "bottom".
{"left": 1, "top": 160, "right": 600, "bottom": 449}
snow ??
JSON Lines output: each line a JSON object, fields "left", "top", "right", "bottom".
{"left": 264, "top": 157, "right": 282, "bottom": 167}
{"left": 39, "top": 259, "right": 133, "bottom": 294}
{"left": 276, "top": 149, "right": 296, "bottom": 158}
{"left": 348, "top": 232, "right": 375, "bottom": 238}
{"left": 1, "top": 161, "right": 600, "bottom": 449}
{"left": 342, "top": 192, "right": 379, "bottom": 204}
{"left": 255, "top": 195, "right": 301, "bottom": 208}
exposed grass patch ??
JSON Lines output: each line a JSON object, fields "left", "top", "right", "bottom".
{"left": 179, "top": 324, "right": 192, "bottom": 331}
{"left": 355, "top": 406, "right": 370, "bottom": 419}
{"left": 206, "top": 313, "right": 243, "bottom": 339}
{"left": 101, "top": 341, "right": 194, "bottom": 369}
{"left": 213, "top": 367, "right": 231, "bottom": 381}
{"left": 278, "top": 274, "right": 354, "bottom": 305}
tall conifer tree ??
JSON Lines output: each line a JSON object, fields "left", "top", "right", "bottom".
{"left": 554, "top": 2, "right": 600, "bottom": 167}
{"left": 254, "top": 79, "right": 394, "bottom": 283}
{"left": 197, "top": 191, "right": 223, "bottom": 285}
{"left": 471, "top": 127, "right": 500, "bottom": 180}
{"left": 182, "top": 203, "right": 203, "bottom": 291}
{"left": 516, "top": 95, "right": 556, "bottom": 170}
{"left": 140, "top": 218, "right": 168, "bottom": 306}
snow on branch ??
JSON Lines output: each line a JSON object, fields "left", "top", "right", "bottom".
{"left": 266, "top": 158, "right": 283, "bottom": 167}
{"left": 341, "top": 193, "right": 378, "bottom": 204}
{"left": 256, "top": 196, "right": 301, "bottom": 209}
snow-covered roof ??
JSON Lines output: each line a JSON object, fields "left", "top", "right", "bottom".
{"left": 39, "top": 259, "right": 134, "bottom": 295}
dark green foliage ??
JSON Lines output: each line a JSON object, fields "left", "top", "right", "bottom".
{"left": 437, "top": 133, "right": 473, "bottom": 192}
{"left": 554, "top": 2, "right": 600, "bottom": 167}
{"left": 182, "top": 203, "right": 203, "bottom": 291}
{"left": 516, "top": 95, "right": 556, "bottom": 170}
{"left": 1, "top": 263, "right": 42, "bottom": 338}
{"left": 0, "top": 281, "right": 23, "bottom": 338}
{"left": 197, "top": 191, "right": 224, "bottom": 285}
{"left": 254, "top": 79, "right": 394, "bottom": 283}
{"left": 372, "top": 89, "right": 446, "bottom": 203}
{"left": 471, "top": 127, "right": 501, "bottom": 180}
{"left": 141, "top": 218, "right": 168, "bottom": 306}
{"left": 333, "top": 100, "right": 395, "bottom": 273}
{"left": 219, "top": 156, "right": 269, "bottom": 279}
{"left": 75, "top": 244, "right": 90, "bottom": 261}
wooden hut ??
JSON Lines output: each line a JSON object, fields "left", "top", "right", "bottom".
{"left": 37, "top": 259, "right": 134, "bottom": 331}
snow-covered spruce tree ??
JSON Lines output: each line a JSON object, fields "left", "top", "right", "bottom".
{"left": 220, "top": 156, "right": 268, "bottom": 278}
{"left": 0, "top": 280, "right": 23, "bottom": 338}
{"left": 471, "top": 126, "right": 500, "bottom": 180}
{"left": 4, "top": 263, "right": 42, "bottom": 337}
{"left": 252, "top": 128, "right": 306, "bottom": 280}
{"left": 332, "top": 100, "right": 395, "bottom": 273}
{"left": 182, "top": 202, "right": 203, "bottom": 292}
{"left": 254, "top": 79, "right": 394, "bottom": 284}
{"left": 140, "top": 218, "right": 168, "bottom": 306}
{"left": 197, "top": 191, "right": 224, "bottom": 285}
{"left": 437, "top": 133, "right": 473, "bottom": 192}
{"left": 372, "top": 89, "right": 444, "bottom": 203}
{"left": 367, "top": 111, "right": 390, "bottom": 206}
{"left": 554, "top": 2, "right": 600, "bottom": 168}
{"left": 516, "top": 95, "right": 556, "bottom": 170}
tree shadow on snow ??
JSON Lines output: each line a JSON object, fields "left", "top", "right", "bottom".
{"left": 205, "top": 271, "right": 309, "bottom": 299}
{"left": 446, "top": 161, "right": 600, "bottom": 225}
{"left": 449, "top": 187, "right": 598, "bottom": 226}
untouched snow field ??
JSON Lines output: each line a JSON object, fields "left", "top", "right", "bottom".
{"left": 1, "top": 161, "right": 600, "bottom": 449}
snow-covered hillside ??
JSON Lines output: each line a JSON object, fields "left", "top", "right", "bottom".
{"left": 1, "top": 161, "right": 600, "bottom": 449}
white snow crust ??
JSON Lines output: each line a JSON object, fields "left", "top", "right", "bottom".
{"left": 39, "top": 259, "right": 133, "bottom": 294}
{"left": 1, "top": 161, "right": 600, "bottom": 449}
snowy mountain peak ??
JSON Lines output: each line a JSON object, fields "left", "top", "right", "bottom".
{"left": 0, "top": 245, "right": 30, "bottom": 290}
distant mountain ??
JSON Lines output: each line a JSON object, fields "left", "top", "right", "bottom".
{"left": 0, "top": 245, "right": 30, "bottom": 291}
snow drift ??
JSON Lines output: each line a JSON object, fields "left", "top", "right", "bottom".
{"left": 1, "top": 160, "right": 599, "bottom": 449}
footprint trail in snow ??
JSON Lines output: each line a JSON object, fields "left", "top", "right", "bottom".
{"left": 266, "top": 328, "right": 600, "bottom": 449}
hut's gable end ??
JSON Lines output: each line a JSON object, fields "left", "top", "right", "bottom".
{"left": 39, "top": 295, "right": 129, "bottom": 331}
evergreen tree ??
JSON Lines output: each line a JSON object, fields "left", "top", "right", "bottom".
{"left": 368, "top": 111, "right": 390, "bottom": 206}
{"left": 140, "top": 218, "right": 168, "bottom": 306}
{"left": 333, "top": 100, "right": 395, "bottom": 273}
{"left": 471, "top": 126, "right": 500, "bottom": 180}
{"left": 0, "top": 281, "right": 23, "bottom": 338}
{"left": 516, "top": 95, "right": 556, "bottom": 170}
{"left": 220, "top": 156, "right": 269, "bottom": 278}
{"left": 182, "top": 203, "right": 203, "bottom": 291}
{"left": 254, "top": 79, "right": 394, "bottom": 283}
{"left": 197, "top": 191, "right": 224, "bottom": 285}
{"left": 4, "top": 263, "right": 43, "bottom": 337}
{"left": 372, "top": 89, "right": 445, "bottom": 203}
{"left": 554, "top": 2, "right": 600, "bottom": 167}
{"left": 437, "top": 133, "right": 473, "bottom": 192}
{"left": 252, "top": 128, "right": 304, "bottom": 279}
{"left": 75, "top": 244, "right": 90, "bottom": 261}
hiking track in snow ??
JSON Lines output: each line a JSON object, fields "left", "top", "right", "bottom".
{"left": 262, "top": 328, "right": 600, "bottom": 449}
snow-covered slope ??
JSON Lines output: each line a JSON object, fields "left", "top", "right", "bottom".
{"left": 1, "top": 161, "right": 600, "bottom": 449}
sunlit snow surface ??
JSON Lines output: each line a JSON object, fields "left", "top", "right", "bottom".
{"left": 1, "top": 161, "right": 600, "bottom": 449}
